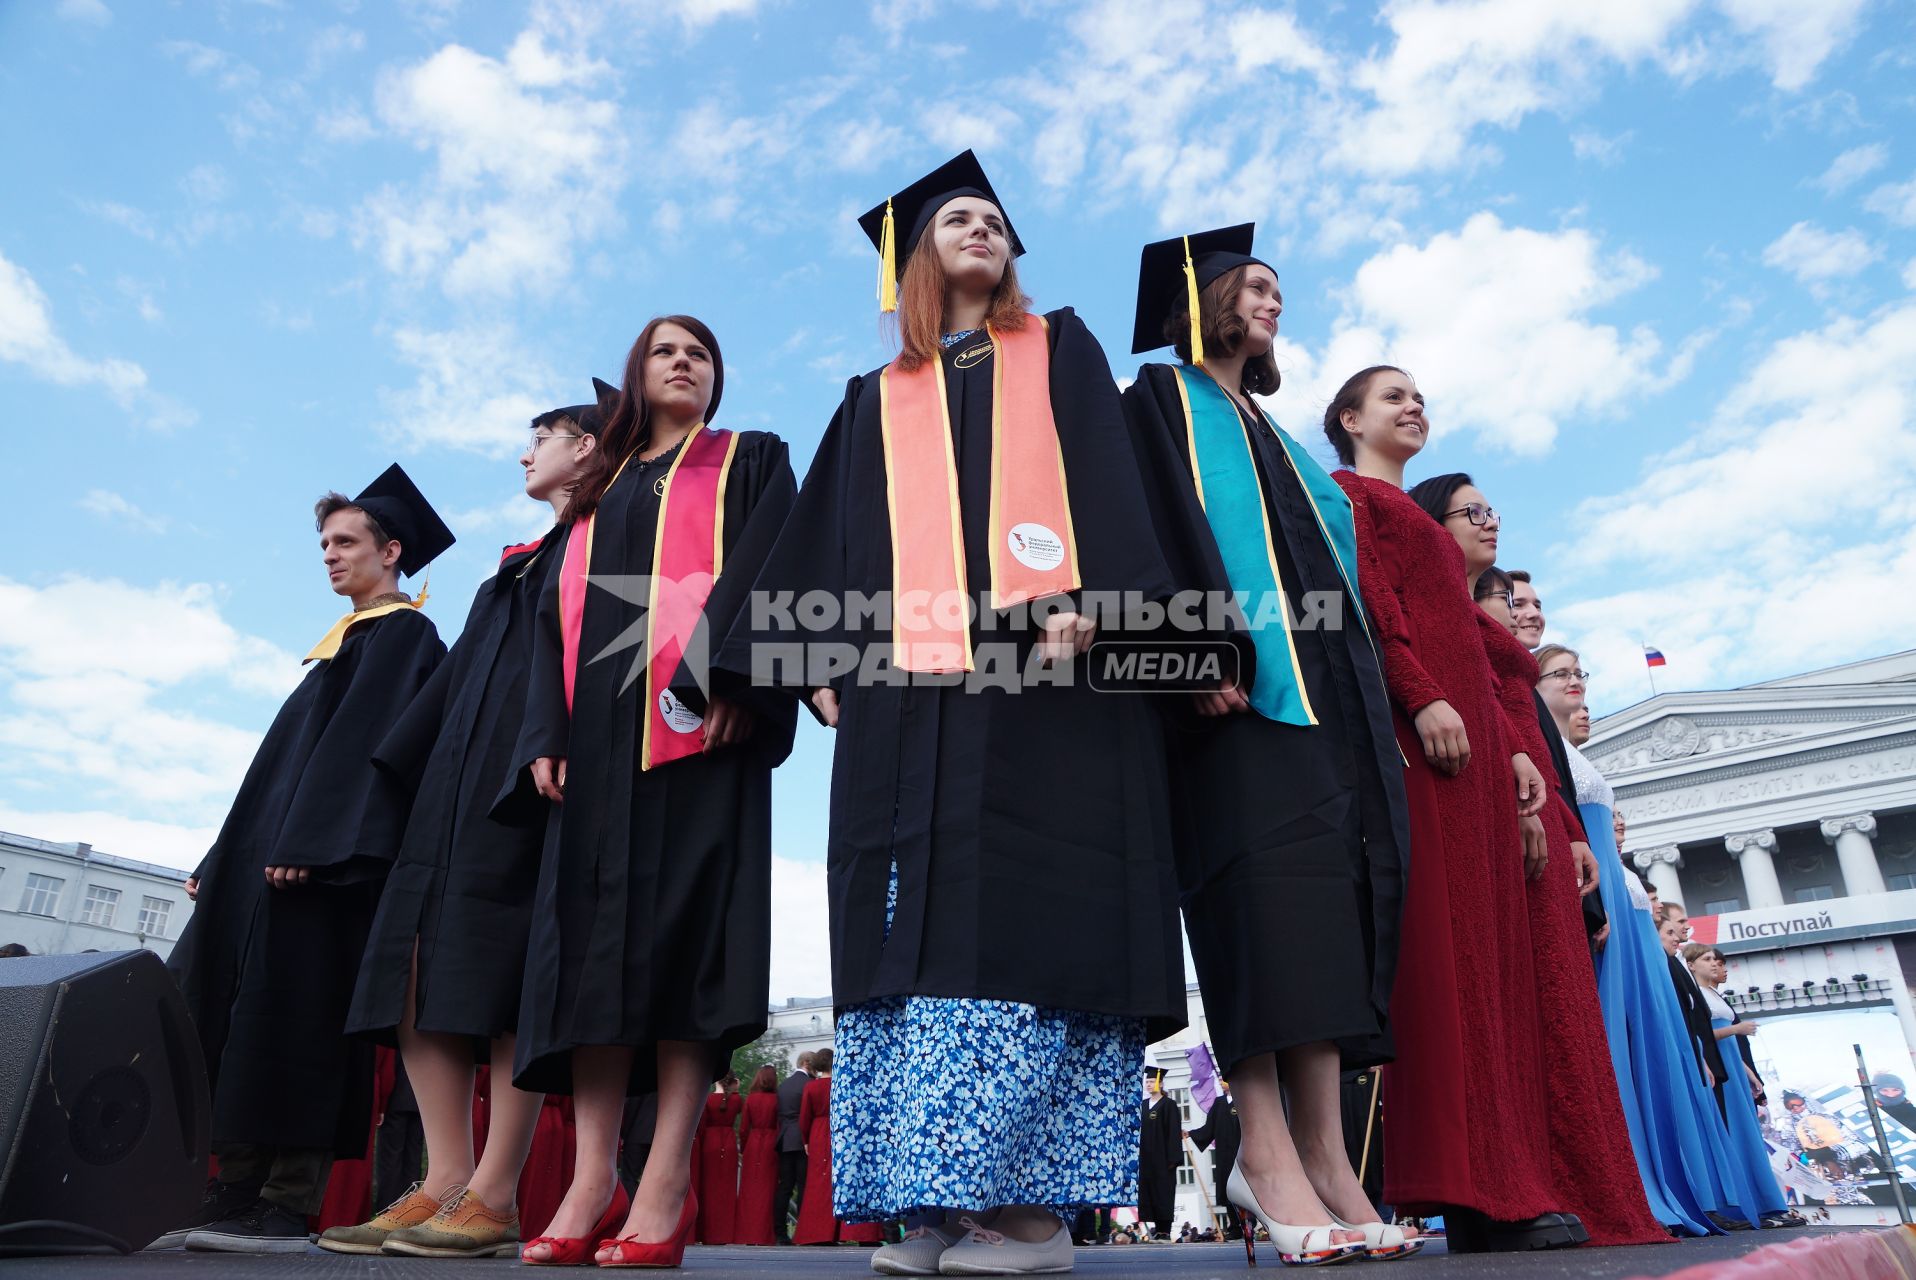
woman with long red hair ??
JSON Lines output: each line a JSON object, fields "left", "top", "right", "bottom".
{"left": 717, "top": 152, "right": 1185, "bottom": 1277}
{"left": 504, "top": 316, "right": 798, "bottom": 1268}
{"left": 733, "top": 1066, "right": 781, "bottom": 1245}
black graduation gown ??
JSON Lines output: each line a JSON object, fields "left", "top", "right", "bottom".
{"left": 169, "top": 606, "right": 444, "bottom": 1154}
{"left": 1137, "top": 1094, "right": 1183, "bottom": 1228}
{"left": 1668, "top": 953, "right": 1730, "bottom": 1115}
{"left": 1189, "top": 1093, "right": 1241, "bottom": 1206}
{"left": 345, "top": 537, "right": 560, "bottom": 1047}
{"left": 506, "top": 431, "right": 798, "bottom": 1096}
{"left": 713, "top": 309, "right": 1186, "bottom": 1036}
{"left": 1120, "top": 364, "right": 1409, "bottom": 1069}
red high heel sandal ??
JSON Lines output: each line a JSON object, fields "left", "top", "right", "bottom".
{"left": 522, "top": 1184, "right": 630, "bottom": 1266}
{"left": 596, "top": 1188, "right": 697, "bottom": 1268}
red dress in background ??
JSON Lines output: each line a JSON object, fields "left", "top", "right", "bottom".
{"left": 697, "top": 1091, "right": 744, "bottom": 1244}
{"left": 735, "top": 1090, "right": 780, "bottom": 1245}
{"left": 1481, "top": 618, "right": 1665, "bottom": 1246}
{"left": 793, "top": 1076, "right": 882, "bottom": 1244}
{"left": 1336, "top": 472, "right": 1556, "bottom": 1221}
{"left": 310, "top": 1046, "right": 393, "bottom": 1231}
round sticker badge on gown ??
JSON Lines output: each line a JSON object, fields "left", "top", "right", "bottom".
{"left": 658, "top": 689, "right": 704, "bottom": 734}
{"left": 1007, "top": 522, "right": 1066, "bottom": 571}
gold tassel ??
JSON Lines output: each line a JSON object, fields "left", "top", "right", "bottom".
{"left": 878, "top": 198, "right": 898, "bottom": 313}
{"left": 415, "top": 569, "right": 430, "bottom": 608}
{"left": 1183, "top": 234, "right": 1204, "bottom": 368}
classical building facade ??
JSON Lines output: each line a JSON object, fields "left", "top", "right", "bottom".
{"left": 0, "top": 830, "right": 195, "bottom": 959}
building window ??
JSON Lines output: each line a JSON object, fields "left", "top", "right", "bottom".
{"left": 1889, "top": 873, "right": 1916, "bottom": 892}
{"left": 80, "top": 885, "right": 121, "bottom": 927}
{"left": 137, "top": 896, "right": 172, "bottom": 938}
{"left": 1794, "top": 885, "right": 1836, "bottom": 903}
{"left": 18, "top": 873, "right": 63, "bottom": 917}
{"left": 1703, "top": 898, "right": 1743, "bottom": 915}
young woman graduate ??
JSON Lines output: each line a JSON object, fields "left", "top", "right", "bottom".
{"left": 163, "top": 466, "right": 452, "bottom": 1253}
{"left": 504, "top": 316, "right": 798, "bottom": 1268}
{"left": 318, "top": 394, "right": 610, "bottom": 1259}
{"left": 714, "top": 151, "right": 1187, "bottom": 1277}
{"left": 1411, "top": 474, "right": 1664, "bottom": 1248}
{"left": 1118, "top": 225, "right": 1415, "bottom": 1266}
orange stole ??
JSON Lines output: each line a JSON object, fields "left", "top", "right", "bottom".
{"left": 878, "top": 315, "right": 1080, "bottom": 673}
{"left": 641, "top": 423, "right": 737, "bottom": 770}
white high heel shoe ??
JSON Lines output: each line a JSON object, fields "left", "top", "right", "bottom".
{"left": 1327, "top": 1214, "right": 1425, "bottom": 1261}
{"left": 1225, "top": 1165, "right": 1366, "bottom": 1268}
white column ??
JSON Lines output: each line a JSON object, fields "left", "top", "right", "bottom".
{"left": 1633, "top": 844, "right": 1685, "bottom": 908}
{"left": 1821, "top": 813, "right": 1886, "bottom": 897}
{"left": 1725, "top": 828, "right": 1785, "bottom": 909}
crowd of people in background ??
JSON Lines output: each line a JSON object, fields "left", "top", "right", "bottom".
{"left": 91, "top": 147, "right": 1835, "bottom": 1275}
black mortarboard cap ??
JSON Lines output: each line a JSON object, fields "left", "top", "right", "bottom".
{"left": 351, "top": 463, "right": 455, "bottom": 578}
{"left": 1144, "top": 1064, "right": 1168, "bottom": 1082}
{"left": 530, "top": 377, "right": 621, "bottom": 437}
{"left": 1131, "top": 223, "right": 1271, "bottom": 355}
{"left": 857, "top": 150, "right": 1025, "bottom": 309}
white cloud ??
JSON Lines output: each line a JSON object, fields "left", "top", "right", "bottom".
{"left": 768, "top": 853, "right": 832, "bottom": 1001}
{"left": 1227, "top": 8, "right": 1333, "bottom": 78}
{"left": 56, "top": 0, "right": 111, "bottom": 26}
{"left": 1865, "top": 174, "right": 1916, "bottom": 228}
{"left": 1267, "top": 213, "right": 1674, "bottom": 455}
{"left": 80, "top": 489, "right": 169, "bottom": 534}
{"left": 0, "top": 807, "right": 214, "bottom": 874}
{"left": 1571, "top": 129, "right": 1632, "bottom": 166}
{"left": 0, "top": 248, "right": 159, "bottom": 413}
{"left": 1813, "top": 142, "right": 1888, "bottom": 194}
{"left": 0, "top": 577, "right": 300, "bottom": 823}
{"left": 380, "top": 324, "right": 559, "bottom": 455}
{"left": 1714, "top": 0, "right": 1869, "bottom": 91}
{"left": 1761, "top": 220, "right": 1877, "bottom": 283}
{"left": 667, "top": 0, "right": 761, "bottom": 28}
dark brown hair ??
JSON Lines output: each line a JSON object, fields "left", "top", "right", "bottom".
{"left": 1321, "top": 365, "right": 1407, "bottom": 466}
{"left": 563, "top": 315, "right": 725, "bottom": 524}
{"left": 751, "top": 1065, "right": 778, "bottom": 1094}
{"left": 1508, "top": 569, "right": 1533, "bottom": 584}
{"left": 1164, "top": 264, "right": 1280, "bottom": 396}
{"left": 314, "top": 493, "right": 391, "bottom": 543}
{"left": 813, "top": 1047, "right": 834, "bottom": 1073}
{"left": 1473, "top": 564, "right": 1513, "bottom": 601}
{"left": 893, "top": 221, "right": 1030, "bottom": 373}
{"left": 1682, "top": 942, "right": 1723, "bottom": 965}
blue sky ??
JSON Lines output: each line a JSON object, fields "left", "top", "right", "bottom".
{"left": 2, "top": 0, "right": 1912, "bottom": 995}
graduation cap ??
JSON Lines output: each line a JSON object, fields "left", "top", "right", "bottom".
{"left": 1131, "top": 223, "right": 1270, "bottom": 361}
{"left": 350, "top": 463, "right": 455, "bottom": 578}
{"left": 1144, "top": 1065, "right": 1168, "bottom": 1083}
{"left": 531, "top": 377, "right": 621, "bottom": 438}
{"left": 857, "top": 150, "right": 1025, "bottom": 313}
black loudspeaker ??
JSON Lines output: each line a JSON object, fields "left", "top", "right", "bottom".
{"left": 0, "top": 950, "right": 209, "bottom": 1255}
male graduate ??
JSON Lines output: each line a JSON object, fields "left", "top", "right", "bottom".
{"left": 161, "top": 465, "right": 452, "bottom": 1253}
{"left": 1138, "top": 1067, "right": 1183, "bottom": 1241}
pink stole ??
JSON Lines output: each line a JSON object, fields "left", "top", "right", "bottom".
{"left": 878, "top": 315, "right": 1079, "bottom": 672}
{"left": 555, "top": 425, "right": 739, "bottom": 769}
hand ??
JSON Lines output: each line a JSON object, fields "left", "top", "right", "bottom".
{"left": 1747, "top": 1066, "right": 1763, "bottom": 1098}
{"left": 1037, "top": 610, "right": 1097, "bottom": 666}
{"left": 1593, "top": 923, "right": 1610, "bottom": 951}
{"left": 703, "top": 697, "right": 753, "bottom": 751}
{"left": 1192, "top": 677, "right": 1252, "bottom": 717}
{"left": 1572, "top": 841, "right": 1600, "bottom": 896}
{"left": 1733, "top": 1021, "right": 1759, "bottom": 1037}
{"left": 531, "top": 756, "right": 567, "bottom": 803}
{"left": 810, "top": 687, "right": 840, "bottom": 728}
{"left": 264, "top": 865, "right": 311, "bottom": 890}
{"left": 1511, "top": 752, "right": 1546, "bottom": 817}
{"left": 1412, "top": 700, "right": 1470, "bottom": 775}
{"left": 184, "top": 876, "right": 199, "bottom": 902}
{"left": 1519, "top": 814, "right": 1548, "bottom": 881}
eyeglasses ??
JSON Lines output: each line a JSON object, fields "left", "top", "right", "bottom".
{"left": 1540, "top": 668, "right": 1591, "bottom": 683}
{"left": 1443, "top": 502, "right": 1498, "bottom": 527}
{"left": 1475, "top": 590, "right": 1515, "bottom": 610}
{"left": 528, "top": 431, "right": 583, "bottom": 453}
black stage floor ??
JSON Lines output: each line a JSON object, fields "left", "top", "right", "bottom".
{"left": 0, "top": 1230, "right": 1875, "bottom": 1280}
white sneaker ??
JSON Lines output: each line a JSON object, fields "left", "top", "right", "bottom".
{"left": 873, "top": 1223, "right": 963, "bottom": 1275}
{"left": 938, "top": 1216, "right": 1073, "bottom": 1275}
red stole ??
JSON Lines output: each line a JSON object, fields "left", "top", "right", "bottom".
{"left": 878, "top": 315, "right": 1079, "bottom": 672}
{"left": 555, "top": 425, "right": 739, "bottom": 769}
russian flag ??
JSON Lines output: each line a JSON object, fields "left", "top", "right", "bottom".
{"left": 1643, "top": 646, "right": 1667, "bottom": 668}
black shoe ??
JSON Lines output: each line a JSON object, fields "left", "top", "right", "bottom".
{"left": 1484, "top": 1212, "right": 1586, "bottom": 1251}
{"left": 147, "top": 1176, "right": 266, "bottom": 1250}
{"left": 184, "top": 1198, "right": 312, "bottom": 1254}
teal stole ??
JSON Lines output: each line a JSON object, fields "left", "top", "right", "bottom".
{"left": 1172, "top": 365, "right": 1368, "bottom": 726}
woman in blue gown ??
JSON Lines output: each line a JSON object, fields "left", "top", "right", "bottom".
{"left": 1538, "top": 647, "right": 1780, "bottom": 1232}
{"left": 1685, "top": 941, "right": 1793, "bottom": 1226}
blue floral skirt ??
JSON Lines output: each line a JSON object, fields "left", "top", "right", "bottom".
{"left": 830, "top": 996, "right": 1145, "bottom": 1220}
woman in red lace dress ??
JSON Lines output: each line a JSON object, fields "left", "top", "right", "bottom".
{"left": 734, "top": 1067, "right": 780, "bottom": 1245}
{"left": 1325, "top": 366, "right": 1572, "bottom": 1251}
{"left": 695, "top": 1075, "right": 744, "bottom": 1244}
{"left": 1407, "top": 472, "right": 1664, "bottom": 1249}
{"left": 792, "top": 1050, "right": 881, "bottom": 1246}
